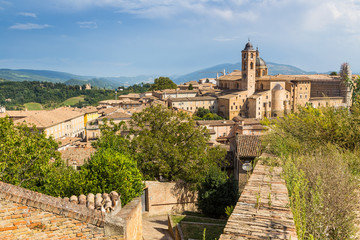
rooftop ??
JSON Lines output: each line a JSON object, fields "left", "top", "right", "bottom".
{"left": 169, "top": 96, "right": 217, "bottom": 102}
{"left": 236, "top": 135, "right": 262, "bottom": 158}
{"left": 11, "top": 107, "right": 84, "bottom": 129}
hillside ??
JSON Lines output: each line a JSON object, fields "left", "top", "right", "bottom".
{"left": 0, "top": 69, "right": 157, "bottom": 89}
{"left": 0, "top": 62, "right": 332, "bottom": 88}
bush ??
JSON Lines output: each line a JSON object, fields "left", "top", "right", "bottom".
{"left": 78, "top": 149, "right": 144, "bottom": 206}
{"left": 197, "top": 167, "right": 239, "bottom": 218}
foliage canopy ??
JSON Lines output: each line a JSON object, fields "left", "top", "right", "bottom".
{"left": 262, "top": 105, "right": 360, "bottom": 239}
{"left": 149, "top": 77, "right": 177, "bottom": 91}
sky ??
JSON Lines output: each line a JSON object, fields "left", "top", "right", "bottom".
{"left": 1, "top": 0, "right": 360, "bottom": 77}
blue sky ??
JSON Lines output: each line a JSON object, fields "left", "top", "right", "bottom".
{"left": 1, "top": 0, "right": 360, "bottom": 77}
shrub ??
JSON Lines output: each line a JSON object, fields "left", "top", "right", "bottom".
{"left": 197, "top": 167, "right": 239, "bottom": 218}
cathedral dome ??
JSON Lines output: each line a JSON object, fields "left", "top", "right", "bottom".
{"left": 243, "top": 41, "right": 254, "bottom": 51}
{"left": 256, "top": 57, "right": 267, "bottom": 67}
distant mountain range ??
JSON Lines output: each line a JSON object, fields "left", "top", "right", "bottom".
{"left": 0, "top": 62, "right": 331, "bottom": 88}
{"left": 172, "top": 62, "right": 318, "bottom": 84}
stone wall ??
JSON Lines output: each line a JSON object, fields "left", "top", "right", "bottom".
{"left": 144, "top": 181, "right": 197, "bottom": 216}
{"left": 0, "top": 181, "right": 142, "bottom": 240}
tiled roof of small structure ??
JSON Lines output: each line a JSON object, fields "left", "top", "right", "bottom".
{"left": 63, "top": 192, "right": 120, "bottom": 213}
{"left": 236, "top": 135, "right": 262, "bottom": 158}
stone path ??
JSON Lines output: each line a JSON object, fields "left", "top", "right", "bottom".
{"left": 143, "top": 214, "right": 174, "bottom": 240}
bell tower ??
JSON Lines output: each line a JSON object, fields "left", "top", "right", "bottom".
{"left": 241, "top": 40, "right": 256, "bottom": 95}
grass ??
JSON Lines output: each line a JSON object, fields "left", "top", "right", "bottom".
{"left": 180, "top": 223, "right": 225, "bottom": 240}
{"left": 171, "top": 213, "right": 227, "bottom": 240}
{"left": 63, "top": 95, "right": 85, "bottom": 106}
{"left": 24, "top": 102, "right": 43, "bottom": 110}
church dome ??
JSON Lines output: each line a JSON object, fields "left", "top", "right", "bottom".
{"left": 256, "top": 57, "right": 267, "bottom": 67}
{"left": 243, "top": 41, "right": 254, "bottom": 51}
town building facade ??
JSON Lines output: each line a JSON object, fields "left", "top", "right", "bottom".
{"left": 217, "top": 41, "right": 353, "bottom": 119}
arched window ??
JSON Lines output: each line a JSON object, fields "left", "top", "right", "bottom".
{"left": 251, "top": 53, "right": 254, "bottom": 59}
{"left": 250, "top": 62, "right": 254, "bottom": 69}
{"left": 244, "top": 53, "right": 247, "bottom": 59}
{"left": 260, "top": 83, "right": 263, "bottom": 90}
{"left": 262, "top": 70, "right": 265, "bottom": 75}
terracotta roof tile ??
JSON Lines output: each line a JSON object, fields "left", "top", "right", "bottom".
{"left": 236, "top": 135, "right": 262, "bottom": 158}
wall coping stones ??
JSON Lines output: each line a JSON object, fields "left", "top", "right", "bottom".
{"left": 219, "top": 163, "right": 298, "bottom": 240}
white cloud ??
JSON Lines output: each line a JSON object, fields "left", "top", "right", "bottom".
{"left": 9, "top": 23, "right": 51, "bottom": 30}
{"left": 17, "top": 12, "right": 37, "bottom": 18}
{"left": 77, "top": 21, "right": 97, "bottom": 28}
{"left": 302, "top": 0, "right": 360, "bottom": 34}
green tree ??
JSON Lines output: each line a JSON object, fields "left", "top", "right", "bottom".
{"left": 188, "top": 84, "right": 194, "bottom": 90}
{"left": 78, "top": 149, "right": 144, "bottom": 206}
{"left": 205, "top": 78, "right": 210, "bottom": 83}
{"left": 0, "top": 117, "right": 70, "bottom": 192}
{"left": 129, "top": 105, "right": 226, "bottom": 184}
{"left": 193, "top": 107, "right": 224, "bottom": 120}
{"left": 329, "top": 71, "right": 337, "bottom": 76}
{"left": 149, "top": 77, "right": 177, "bottom": 91}
{"left": 197, "top": 166, "right": 239, "bottom": 218}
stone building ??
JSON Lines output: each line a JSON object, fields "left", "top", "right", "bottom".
{"left": 217, "top": 41, "right": 353, "bottom": 119}
{"left": 2, "top": 107, "right": 86, "bottom": 139}
{"left": 167, "top": 96, "right": 218, "bottom": 113}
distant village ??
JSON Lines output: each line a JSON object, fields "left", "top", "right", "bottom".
{"left": 0, "top": 41, "right": 354, "bottom": 168}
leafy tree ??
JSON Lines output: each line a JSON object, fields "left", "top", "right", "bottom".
{"left": 345, "top": 76, "right": 360, "bottom": 105}
{"left": 77, "top": 149, "right": 144, "bottom": 206}
{"left": 197, "top": 166, "right": 239, "bottom": 218}
{"left": 149, "top": 77, "right": 177, "bottom": 91}
{"left": 129, "top": 105, "right": 227, "bottom": 184}
{"left": 0, "top": 117, "right": 72, "bottom": 192}
{"left": 193, "top": 107, "right": 224, "bottom": 120}
{"left": 329, "top": 71, "right": 337, "bottom": 76}
{"left": 188, "top": 84, "right": 194, "bottom": 90}
{"left": 205, "top": 78, "right": 210, "bottom": 83}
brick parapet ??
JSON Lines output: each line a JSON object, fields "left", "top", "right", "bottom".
{"left": 219, "top": 163, "right": 298, "bottom": 240}
{"left": 0, "top": 181, "right": 105, "bottom": 227}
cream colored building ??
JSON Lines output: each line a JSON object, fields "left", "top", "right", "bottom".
{"left": 152, "top": 89, "right": 198, "bottom": 100}
{"left": 4, "top": 107, "right": 85, "bottom": 139}
{"left": 216, "top": 41, "right": 353, "bottom": 119}
{"left": 168, "top": 96, "right": 218, "bottom": 113}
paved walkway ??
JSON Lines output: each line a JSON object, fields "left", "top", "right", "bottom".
{"left": 143, "top": 214, "right": 174, "bottom": 240}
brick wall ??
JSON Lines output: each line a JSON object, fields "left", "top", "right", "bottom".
{"left": 0, "top": 199, "right": 107, "bottom": 240}
{"left": 220, "top": 163, "right": 298, "bottom": 240}
{"left": 0, "top": 181, "right": 142, "bottom": 240}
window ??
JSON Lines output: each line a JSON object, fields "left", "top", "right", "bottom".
{"left": 250, "top": 62, "right": 254, "bottom": 69}
{"left": 305, "top": 94, "right": 307, "bottom": 98}
{"left": 269, "top": 102, "right": 271, "bottom": 107}
{"left": 266, "top": 95, "right": 268, "bottom": 99}
{"left": 258, "top": 107, "right": 260, "bottom": 110}
{"left": 236, "top": 106, "right": 238, "bottom": 109}
{"left": 243, "top": 99, "right": 245, "bottom": 103}
{"left": 233, "top": 102, "right": 235, "bottom": 105}
{"left": 251, "top": 53, "right": 254, "bottom": 59}
{"left": 263, "top": 103, "right": 266, "bottom": 107}
{"left": 300, "top": 94, "right": 302, "bottom": 99}
{"left": 231, "top": 106, "right": 233, "bottom": 110}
